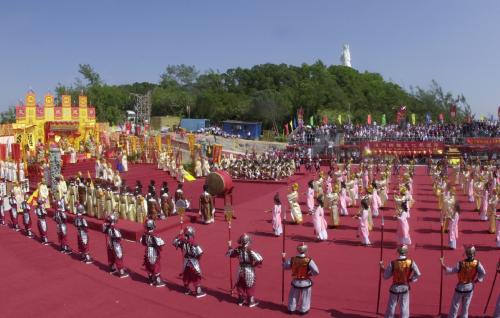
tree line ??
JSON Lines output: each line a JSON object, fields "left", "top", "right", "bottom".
{"left": 1, "top": 62, "right": 472, "bottom": 128}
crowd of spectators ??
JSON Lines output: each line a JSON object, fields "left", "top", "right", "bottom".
{"left": 289, "top": 120, "right": 499, "bottom": 146}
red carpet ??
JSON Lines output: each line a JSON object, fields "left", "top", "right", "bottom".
{"left": 1, "top": 164, "right": 498, "bottom": 318}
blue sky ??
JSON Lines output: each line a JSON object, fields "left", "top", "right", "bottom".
{"left": 1, "top": 0, "right": 499, "bottom": 116}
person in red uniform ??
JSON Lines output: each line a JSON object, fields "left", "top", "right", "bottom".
{"left": 441, "top": 245, "right": 486, "bottom": 318}
{"left": 74, "top": 204, "right": 93, "bottom": 264}
{"left": 380, "top": 245, "right": 421, "bottom": 318}
{"left": 140, "top": 219, "right": 166, "bottom": 287}
{"left": 172, "top": 226, "right": 205, "bottom": 297}
{"left": 283, "top": 242, "right": 320, "bottom": 315}
{"left": 226, "top": 233, "right": 263, "bottom": 307}
{"left": 103, "top": 213, "right": 129, "bottom": 278}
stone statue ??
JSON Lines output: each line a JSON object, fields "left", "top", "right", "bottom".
{"left": 340, "top": 44, "right": 351, "bottom": 67}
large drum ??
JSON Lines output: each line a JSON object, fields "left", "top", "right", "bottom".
{"left": 206, "top": 170, "right": 233, "bottom": 196}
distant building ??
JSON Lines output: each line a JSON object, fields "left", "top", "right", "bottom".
{"left": 222, "top": 120, "right": 262, "bottom": 140}
{"left": 179, "top": 118, "right": 209, "bottom": 132}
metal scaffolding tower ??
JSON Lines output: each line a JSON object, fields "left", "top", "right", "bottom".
{"left": 131, "top": 91, "right": 152, "bottom": 125}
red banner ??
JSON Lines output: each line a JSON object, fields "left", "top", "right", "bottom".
{"left": 54, "top": 107, "right": 63, "bottom": 119}
{"left": 11, "top": 143, "right": 21, "bottom": 162}
{"left": 88, "top": 107, "right": 96, "bottom": 118}
{"left": 465, "top": 138, "right": 500, "bottom": 145}
{"left": 0, "top": 144, "right": 6, "bottom": 160}
{"left": 363, "top": 141, "right": 444, "bottom": 155}
{"left": 450, "top": 104, "right": 457, "bottom": 118}
{"left": 36, "top": 106, "right": 44, "bottom": 119}
{"left": 16, "top": 106, "right": 26, "bottom": 119}
{"left": 71, "top": 107, "right": 79, "bottom": 119}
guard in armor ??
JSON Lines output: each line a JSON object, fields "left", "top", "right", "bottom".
{"left": 226, "top": 233, "right": 263, "bottom": 307}
{"left": 441, "top": 245, "right": 486, "bottom": 318}
{"left": 283, "top": 242, "right": 320, "bottom": 315}
{"left": 35, "top": 198, "right": 49, "bottom": 245}
{"left": 54, "top": 201, "right": 71, "bottom": 254}
{"left": 199, "top": 184, "right": 215, "bottom": 224}
{"left": 140, "top": 219, "right": 166, "bottom": 287}
{"left": 20, "top": 194, "right": 34, "bottom": 238}
{"left": 74, "top": 204, "right": 93, "bottom": 264}
{"left": 172, "top": 226, "right": 206, "bottom": 297}
{"left": 380, "top": 245, "right": 421, "bottom": 318}
{"left": 103, "top": 213, "right": 129, "bottom": 278}
{"left": 8, "top": 191, "right": 20, "bottom": 231}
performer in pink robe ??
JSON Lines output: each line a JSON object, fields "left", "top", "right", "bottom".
{"left": 370, "top": 183, "right": 382, "bottom": 217}
{"left": 479, "top": 187, "right": 489, "bottom": 221}
{"left": 312, "top": 197, "right": 328, "bottom": 241}
{"left": 448, "top": 203, "right": 460, "bottom": 250}
{"left": 326, "top": 175, "right": 333, "bottom": 195}
{"left": 467, "top": 178, "right": 474, "bottom": 202}
{"left": 356, "top": 199, "right": 371, "bottom": 246}
{"left": 396, "top": 201, "right": 411, "bottom": 246}
{"left": 271, "top": 193, "right": 283, "bottom": 236}
{"left": 339, "top": 182, "right": 351, "bottom": 216}
{"left": 306, "top": 181, "right": 315, "bottom": 213}
{"left": 362, "top": 169, "right": 369, "bottom": 190}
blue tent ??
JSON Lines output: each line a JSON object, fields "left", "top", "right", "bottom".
{"left": 221, "top": 120, "right": 262, "bottom": 140}
{"left": 179, "top": 118, "right": 209, "bottom": 132}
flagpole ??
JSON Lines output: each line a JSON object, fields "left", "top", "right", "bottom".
{"left": 281, "top": 201, "right": 286, "bottom": 304}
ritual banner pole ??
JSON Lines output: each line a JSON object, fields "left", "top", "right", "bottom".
{"left": 281, "top": 202, "right": 286, "bottom": 304}
{"left": 225, "top": 207, "right": 234, "bottom": 296}
{"left": 483, "top": 258, "right": 499, "bottom": 314}
{"left": 438, "top": 222, "right": 444, "bottom": 316}
{"left": 376, "top": 213, "right": 384, "bottom": 316}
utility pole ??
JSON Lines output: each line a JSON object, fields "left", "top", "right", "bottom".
{"left": 131, "top": 91, "right": 152, "bottom": 126}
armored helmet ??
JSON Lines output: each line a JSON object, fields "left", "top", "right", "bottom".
{"left": 297, "top": 242, "right": 308, "bottom": 254}
{"left": 238, "top": 233, "right": 251, "bottom": 246}
{"left": 145, "top": 218, "right": 155, "bottom": 231}
{"left": 183, "top": 226, "right": 195, "bottom": 238}
{"left": 397, "top": 245, "right": 409, "bottom": 255}
{"left": 465, "top": 245, "right": 476, "bottom": 258}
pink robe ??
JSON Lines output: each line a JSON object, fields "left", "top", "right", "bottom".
{"left": 313, "top": 206, "right": 328, "bottom": 240}
{"left": 362, "top": 171, "right": 369, "bottom": 189}
{"left": 467, "top": 180, "right": 474, "bottom": 202}
{"left": 479, "top": 191, "right": 489, "bottom": 221}
{"left": 496, "top": 218, "right": 500, "bottom": 248}
{"left": 272, "top": 204, "right": 283, "bottom": 236}
{"left": 371, "top": 190, "right": 382, "bottom": 217}
{"left": 326, "top": 177, "right": 333, "bottom": 195}
{"left": 339, "top": 188, "right": 350, "bottom": 215}
{"left": 306, "top": 188, "right": 315, "bottom": 212}
{"left": 448, "top": 213, "right": 459, "bottom": 249}
{"left": 396, "top": 211, "right": 411, "bottom": 245}
{"left": 358, "top": 209, "right": 370, "bottom": 245}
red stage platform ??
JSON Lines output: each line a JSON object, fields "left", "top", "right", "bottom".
{"left": 1, "top": 163, "right": 499, "bottom": 318}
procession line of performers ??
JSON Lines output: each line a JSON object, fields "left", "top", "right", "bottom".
{"left": 34, "top": 173, "right": 212, "bottom": 225}
{"left": 3, "top": 204, "right": 499, "bottom": 317}
{"left": 158, "top": 150, "right": 297, "bottom": 181}
{"left": 431, "top": 159, "right": 500, "bottom": 249}
{"left": 276, "top": 160, "right": 417, "bottom": 247}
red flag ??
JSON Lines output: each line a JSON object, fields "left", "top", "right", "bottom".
{"left": 284, "top": 124, "right": 289, "bottom": 136}
{"left": 322, "top": 115, "right": 328, "bottom": 125}
{"left": 450, "top": 104, "right": 457, "bottom": 118}
{"left": 439, "top": 113, "right": 444, "bottom": 123}
{"left": 367, "top": 114, "right": 372, "bottom": 125}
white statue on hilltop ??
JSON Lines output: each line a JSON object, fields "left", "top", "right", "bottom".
{"left": 340, "top": 44, "right": 351, "bottom": 67}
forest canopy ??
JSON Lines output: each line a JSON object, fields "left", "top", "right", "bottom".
{"left": 2, "top": 62, "right": 472, "bottom": 127}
